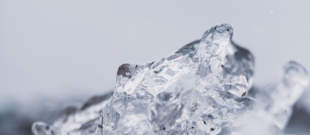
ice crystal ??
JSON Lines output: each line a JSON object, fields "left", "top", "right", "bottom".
{"left": 32, "top": 24, "right": 308, "bottom": 135}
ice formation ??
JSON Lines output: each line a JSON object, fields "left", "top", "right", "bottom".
{"left": 32, "top": 24, "right": 309, "bottom": 135}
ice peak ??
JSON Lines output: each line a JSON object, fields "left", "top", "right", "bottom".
{"left": 32, "top": 24, "right": 307, "bottom": 135}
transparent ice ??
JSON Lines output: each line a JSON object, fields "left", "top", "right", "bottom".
{"left": 32, "top": 24, "right": 309, "bottom": 135}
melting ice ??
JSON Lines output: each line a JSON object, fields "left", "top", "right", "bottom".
{"left": 32, "top": 24, "right": 309, "bottom": 135}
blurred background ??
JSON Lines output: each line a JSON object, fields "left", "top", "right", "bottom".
{"left": 1, "top": 0, "right": 310, "bottom": 134}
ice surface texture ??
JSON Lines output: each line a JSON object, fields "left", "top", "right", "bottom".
{"left": 32, "top": 24, "right": 309, "bottom": 135}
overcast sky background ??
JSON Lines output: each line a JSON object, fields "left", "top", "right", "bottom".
{"left": 1, "top": 0, "right": 310, "bottom": 105}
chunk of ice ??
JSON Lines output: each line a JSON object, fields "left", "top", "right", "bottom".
{"left": 32, "top": 24, "right": 308, "bottom": 135}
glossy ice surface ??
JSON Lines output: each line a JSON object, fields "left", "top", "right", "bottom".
{"left": 32, "top": 24, "right": 308, "bottom": 135}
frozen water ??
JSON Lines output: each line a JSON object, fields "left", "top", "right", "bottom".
{"left": 231, "top": 61, "right": 309, "bottom": 135}
{"left": 32, "top": 24, "right": 308, "bottom": 135}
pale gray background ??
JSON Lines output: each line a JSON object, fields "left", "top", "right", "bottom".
{"left": 1, "top": 0, "right": 310, "bottom": 134}
{"left": 1, "top": 0, "right": 310, "bottom": 114}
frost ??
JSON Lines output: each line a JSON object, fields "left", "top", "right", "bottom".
{"left": 32, "top": 24, "right": 308, "bottom": 135}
